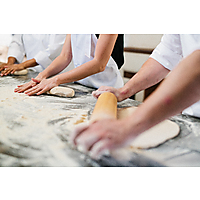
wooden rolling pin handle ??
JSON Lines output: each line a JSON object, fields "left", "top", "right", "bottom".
{"left": 90, "top": 92, "right": 117, "bottom": 123}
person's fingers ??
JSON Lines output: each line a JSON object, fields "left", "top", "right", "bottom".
{"left": 24, "top": 85, "right": 37, "bottom": 93}
{"left": 1, "top": 69, "right": 11, "bottom": 76}
{"left": 10, "top": 69, "right": 16, "bottom": 74}
{"left": 26, "top": 84, "right": 49, "bottom": 96}
{"left": 75, "top": 129, "right": 101, "bottom": 153}
{"left": 69, "top": 123, "right": 90, "bottom": 146}
{"left": 5, "top": 69, "right": 12, "bottom": 76}
{"left": 14, "top": 85, "right": 26, "bottom": 92}
{"left": 92, "top": 86, "right": 117, "bottom": 99}
{"left": 36, "top": 87, "right": 48, "bottom": 95}
{"left": 31, "top": 82, "right": 37, "bottom": 87}
{"left": 14, "top": 82, "right": 33, "bottom": 93}
{"left": 25, "top": 86, "right": 41, "bottom": 96}
{"left": 0, "top": 70, "right": 6, "bottom": 76}
{"left": 0, "top": 66, "right": 6, "bottom": 71}
{"left": 89, "top": 139, "right": 111, "bottom": 160}
{"left": 16, "top": 84, "right": 24, "bottom": 88}
{"left": 14, "top": 87, "right": 21, "bottom": 92}
{"left": 92, "top": 90, "right": 105, "bottom": 98}
{"left": 31, "top": 78, "right": 41, "bottom": 84}
{"left": 0, "top": 66, "right": 4, "bottom": 71}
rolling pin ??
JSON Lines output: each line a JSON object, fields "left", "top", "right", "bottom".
{"left": 90, "top": 92, "right": 117, "bottom": 123}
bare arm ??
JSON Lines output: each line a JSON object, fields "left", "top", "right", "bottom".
{"left": 131, "top": 49, "right": 200, "bottom": 128}
{"left": 71, "top": 50, "right": 200, "bottom": 159}
{"left": 0, "top": 57, "right": 16, "bottom": 71}
{"left": 93, "top": 57, "right": 170, "bottom": 101}
{"left": 1, "top": 58, "right": 38, "bottom": 76}
{"left": 14, "top": 35, "right": 72, "bottom": 93}
{"left": 25, "top": 34, "right": 118, "bottom": 95}
{"left": 38, "top": 35, "right": 72, "bottom": 79}
{"left": 7, "top": 57, "right": 16, "bottom": 65}
{"left": 54, "top": 34, "right": 118, "bottom": 85}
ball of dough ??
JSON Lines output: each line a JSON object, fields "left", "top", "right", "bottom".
{"left": 49, "top": 86, "right": 75, "bottom": 97}
{"left": 13, "top": 69, "right": 28, "bottom": 76}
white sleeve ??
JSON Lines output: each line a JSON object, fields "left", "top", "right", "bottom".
{"left": 7, "top": 34, "right": 25, "bottom": 63}
{"left": 150, "top": 34, "right": 183, "bottom": 71}
{"left": 34, "top": 34, "right": 66, "bottom": 69}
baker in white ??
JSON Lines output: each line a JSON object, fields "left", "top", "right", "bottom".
{"left": 0, "top": 34, "right": 66, "bottom": 75}
{"left": 70, "top": 34, "right": 200, "bottom": 159}
{"left": 150, "top": 34, "right": 200, "bottom": 117}
{"left": 14, "top": 34, "right": 124, "bottom": 95}
{"left": 71, "top": 34, "right": 123, "bottom": 89}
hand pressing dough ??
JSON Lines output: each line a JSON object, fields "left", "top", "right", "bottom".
{"left": 48, "top": 86, "right": 75, "bottom": 97}
{"left": 117, "top": 107, "right": 180, "bottom": 149}
{"left": 13, "top": 69, "right": 28, "bottom": 76}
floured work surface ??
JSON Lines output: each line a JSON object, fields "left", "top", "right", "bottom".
{"left": 0, "top": 74, "right": 94, "bottom": 166}
{"left": 1, "top": 72, "right": 200, "bottom": 166}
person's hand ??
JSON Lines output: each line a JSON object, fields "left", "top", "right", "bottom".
{"left": 69, "top": 119, "right": 134, "bottom": 159}
{"left": 14, "top": 76, "right": 43, "bottom": 93}
{"left": 1, "top": 63, "right": 25, "bottom": 76}
{"left": 24, "top": 77, "right": 59, "bottom": 96}
{"left": 0, "top": 62, "right": 7, "bottom": 72}
{"left": 92, "top": 86, "right": 124, "bottom": 102}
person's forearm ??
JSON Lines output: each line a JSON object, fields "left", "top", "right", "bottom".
{"left": 53, "top": 34, "right": 118, "bottom": 86}
{"left": 38, "top": 54, "right": 72, "bottom": 79}
{"left": 20, "top": 58, "right": 38, "bottom": 69}
{"left": 37, "top": 35, "right": 72, "bottom": 80}
{"left": 7, "top": 57, "right": 38, "bottom": 69}
{"left": 7, "top": 57, "right": 16, "bottom": 65}
{"left": 54, "top": 58, "right": 106, "bottom": 85}
{"left": 126, "top": 50, "right": 200, "bottom": 138}
{"left": 119, "top": 58, "right": 170, "bottom": 100}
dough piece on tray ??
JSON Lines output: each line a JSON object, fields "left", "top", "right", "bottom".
{"left": 13, "top": 69, "right": 28, "bottom": 76}
{"left": 47, "top": 86, "right": 75, "bottom": 97}
{"left": 117, "top": 107, "right": 180, "bottom": 149}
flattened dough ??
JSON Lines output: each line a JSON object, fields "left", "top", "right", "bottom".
{"left": 48, "top": 86, "right": 75, "bottom": 97}
{"left": 13, "top": 69, "right": 28, "bottom": 76}
{"left": 117, "top": 107, "right": 180, "bottom": 149}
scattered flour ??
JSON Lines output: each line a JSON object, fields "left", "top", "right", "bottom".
{"left": 0, "top": 82, "right": 90, "bottom": 166}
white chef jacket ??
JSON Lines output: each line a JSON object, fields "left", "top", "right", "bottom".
{"left": 71, "top": 34, "right": 124, "bottom": 89}
{"left": 7, "top": 34, "right": 66, "bottom": 72}
{"left": 150, "top": 34, "right": 200, "bottom": 118}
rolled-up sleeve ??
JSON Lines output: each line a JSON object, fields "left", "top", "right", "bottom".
{"left": 34, "top": 34, "right": 66, "bottom": 69}
{"left": 7, "top": 34, "right": 25, "bottom": 63}
{"left": 150, "top": 34, "right": 183, "bottom": 71}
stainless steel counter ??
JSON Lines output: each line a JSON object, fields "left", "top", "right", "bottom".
{"left": 1, "top": 71, "right": 200, "bottom": 167}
